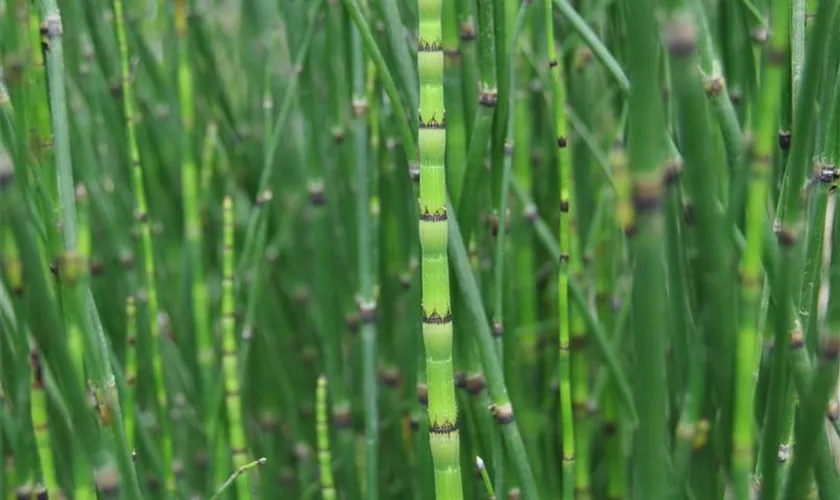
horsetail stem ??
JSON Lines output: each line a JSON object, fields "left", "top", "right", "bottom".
{"left": 175, "top": 0, "right": 212, "bottom": 428}
{"left": 418, "top": 0, "right": 464, "bottom": 497}
{"left": 317, "top": 375, "right": 337, "bottom": 500}
{"left": 624, "top": 0, "right": 670, "bottom": 495}
{"left": 28, "top": 349, "right": 57, "bottom": 498}
{"left": 125, "top": 296, "right": 138, "bottom": 453}
{"left": 351, "top": 11, "right": 379, "bottom": 498}
{"left": 732, "top": 1, "right": 789, "bottom": 497}
{"left": 221, "top": 195, "right": 252, "bottom": 499}
{"left": 112, "top": 0, "right": 174, "bottom": 491}
{"left": 544, "top": 0, "right": 574, "bottom": 495}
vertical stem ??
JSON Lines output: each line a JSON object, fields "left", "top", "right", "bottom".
{"left": 112, "top": 0, "right": 174, "bottom": 492}
{"left": 351, "top": 12, "right": 379, "bottom": 500}
{"left": 221, "top": 196, "right": 252, "bottom": 499}
{"left": 544, "top": 0, "right": 575, "bottom": 496}
{"left": 317, "top": 375, "right": 337, "bottom": 500}
{"left": 625, "top": 0, "right": 669, "bottom": 496}
{"left": 418, "top": 0, "right": 464, "bottom": 497}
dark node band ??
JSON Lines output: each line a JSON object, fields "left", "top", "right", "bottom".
{"left": 346, "top": 313, "right": 359, "bottom": 334}
{"left": 548, "top": 59, "right": 558, "bottom": 68}
{"left": 493, "top": 404, "right": 515, "bottom": 425}
{"left": 788, "top": 330, "right": 805, "bottom": 350}
{"left": 359, "top": 302, "right": 377, "bottom": 324}
{"left": 418, "top": 41, "right": 442, "bottom": 52}
{"left": 429, "top": 419, "right": 459, "bottom": 434}
{"left": 419, "top": 208, "right": 448, "bottom": 222}
{"left": 557, "top": 136, "right": 568, "bottom": 148}
{"left": 705, "top": 77, "right": 724, "bottom": 97}
{"left": 820, "top": 337, "right": 840, "bottom": 361}
{"left": 664, "top": 17, "right": 697, "bottom": 57}
{"left": 560, "top": 199, "right": 570, "bottom": 212}
{"left": 309, "top": 187, "right": 326, "bottom": 205}
{"left": 663, "top": 160, "right": 683, "bottom": 185}
{"left": 769, "top": 48, "right": 786, "bottom": 65}
{"left": 492, "top": 322, "right": 503, "bottom": 338}
{"left": 419, "top": 112, "right": 446, "bottom": 129}
{"left": 459, "top": 23, "right": 477, "bottom": 41}
{"left": 454, "top": 371, "right": 467, "bottom": 388}
{"left": 422, "top": 309, "right": 453, "bottom": 324}
{"left": 379, "top": 368, "right": 400, "bottom": 387}
{"left": 0, "top": 168, "right": 13, "bottom": 187}
{"left": 479, "top": 90, "right": 498, "bottom": 107}
{"left": 333, "top": 409, "right": 352, "bottom": 429}
{"left": 417, "top": 384, "right": 428, "bottom": 406}
{"left": 778, "top": 130, "right": 792, "bottom": 151}
{"left": 631, "top": 180, "right": 663, "bottom": 213}
{"left": 465, "top": 373, "right": 486, "bottom": 395}
{"left": 775, "top": 227, "right": 797, "bottom": 247}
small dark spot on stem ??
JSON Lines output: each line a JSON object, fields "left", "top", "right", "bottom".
{"left": 778, "top": 130, "right": 792, "bottom": 151}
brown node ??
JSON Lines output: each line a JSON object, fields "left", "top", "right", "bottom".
{"left": 95, "top": 467, "right": 120, "bottom": 495}
{"left": 778, "top": 130, "right": 792, "bottom": 151}
{"left": 492, "top": 403, "right": 515, "bottom": 425}
{"left": 15, "top": 485, "right": 48, "bottom": 500}
{"left": 828, "top": 400, "right": 840, "bottom": 421}
{"left": 524, "top": 204, "right": 539, "bottom": 223}
{"left": 788, "top": 329, "right": 806, "bottom": 350}
{"left": 417, "top": 383, "right": 429, "bottom": 406}
{"left": 359, "top": 300, "right": 377, "bottom": 324}
{"left": 492, "top": 322, "right": 503, "bottom": 338}
{"left": 455, "top": 371, "right": 467, "bottom": 389}
{"left": 459, "top": 22, "right": 477, "bottom": 41}
{"left": 775, "top": 226, "right": 797, "bottom": 247}
{"left": 419, "top": 207, "right": 448, "bottom": 222}
{"left": 631, "top": 177, "right": 663, "bottom": 213}
{"left": 379, "top": 367, "right": 401, "bottom": 387}
{"left": 557, "top": 136, "right": 568, "bottom": 148}
{"left": 663, "top": 159, "right": 684, "bottom": 186}
{"left": 665, "top": 16, "right": 697, "bottom": 57}
{"left": 409, "top": 164, "right": 421, "bottom": 183}
{"left": 704, "top": 77, "right": 725, "bottom": 97}
{"left": 508, "top": 488, "right": 522, "bottom": 500}
{"left": 333, "top": 407, "right": 352, "bottom": 429}
{"left": 90, "top": 257, "right": 105, "bottom": 276}
{"left": 409, "top": 415, "right": 420, "bottom": 430}
{"left": 293, "top": 442, "right": 312, "bottom": 462}
{"left": 820, "top": 336, "right": 840, "bottom": 361}
{"left": 479, "top": 90, "right": 498, "bottom": 108}
{"left": 559, "top": 199, "right": 570, "bottom": 212}
{"left": 308, "top": 185, "right": 326, "bottom": 206}
{"left": 346, "top": 313, "right": 360, "bottom": 335}
{"left": 465, "top": 373, "right": 486, "bottom": 395}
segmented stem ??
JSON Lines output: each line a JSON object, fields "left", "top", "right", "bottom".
{"left": 418, "top": 0, "right": 464, "bottom": 497}
{"left": 221, "top": 196, "right": 252, "bottom": 499}
{"left": 112, "top": 0, "right": 174, "bottom": 490}
{"left": 545, "top": 0, "right": 575, "bottom": 495}
{"left": 29, "top": 350, "right": 57, "bottom": 498}
{"left": 317, "top": 375, "right": 337, "bottom": 500}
